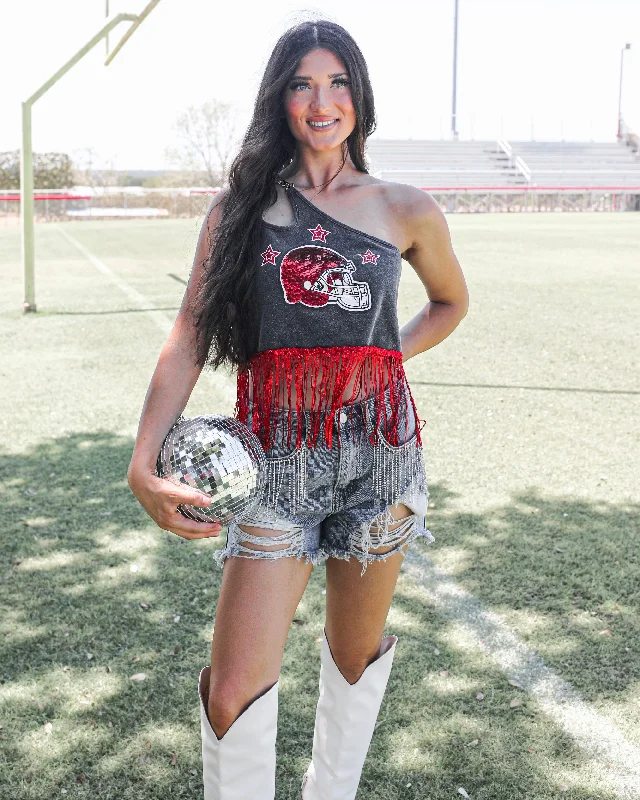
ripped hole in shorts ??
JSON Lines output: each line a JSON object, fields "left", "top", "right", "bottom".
{"left": 235, "top": 523, "right": 304, "bottom": 555}
{"left": 212, "top": 520, "right": 323, "bottom": 568}
{"left": 350, "top": 505, "right": 423, "bottom": 576}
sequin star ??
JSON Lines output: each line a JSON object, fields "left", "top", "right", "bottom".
{"left": 261, "top": 244, "right": 281, "bottom": 265}
{"left": 359, "top": 249, "right": 380, "bottom": 265}
{"left": 308, "top": 224, "right": 331, "bottom": 243}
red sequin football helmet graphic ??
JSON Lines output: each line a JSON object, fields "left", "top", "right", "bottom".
{"left": 279, "top": 245, "right": 371, "bottom": 310}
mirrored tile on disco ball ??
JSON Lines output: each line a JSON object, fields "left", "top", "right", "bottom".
{"left": 157, "top": 415, "right": 266, "bottom": 524}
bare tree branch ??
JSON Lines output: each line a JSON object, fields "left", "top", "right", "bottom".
{"left": 164, "top": 100, "right": 240, "bottom": 186}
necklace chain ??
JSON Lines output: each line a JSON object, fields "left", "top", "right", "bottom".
{"left": 280, "top": 177, "right": 332, "bottom": 201}
{"left": 279, "top": 161, "right": 346, "bottom": 200}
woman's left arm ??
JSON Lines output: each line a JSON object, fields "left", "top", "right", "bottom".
{"left": 395, "top": 186, "right": 470, "bottom": 362}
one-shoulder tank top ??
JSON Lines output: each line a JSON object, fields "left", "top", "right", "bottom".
{"left": 234, "top": 177, "right": 423, "bottom": 455}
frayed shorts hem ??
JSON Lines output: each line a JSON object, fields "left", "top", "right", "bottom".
{"left": 211, "top": 512, "right": 434, "bottom": 576}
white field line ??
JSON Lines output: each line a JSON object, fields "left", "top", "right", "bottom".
{"left": 54, "top": 225, "right": 236, "bottom": 408}
{"left": 56, "top": 224, "right": 640, "bottom": 797}
{"left": 55, "top": 225, "right": 174, "bottom": 336}
{"left": 403, "top": 549, "right": 640, "bottom": 798}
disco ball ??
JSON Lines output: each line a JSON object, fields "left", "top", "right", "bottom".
{"left": 156, "top": 414, "right": 267, "bottom": 524}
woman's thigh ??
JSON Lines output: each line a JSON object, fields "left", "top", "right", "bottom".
{"left": 209, "top": 522, "right": 313, "bottom": 705}
{"left": 323, "top": 502, "right": 414, "bottom": 684}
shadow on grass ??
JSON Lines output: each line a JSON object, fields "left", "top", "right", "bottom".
{"left": 400, "top": 482, "right": 640, "bottom": 701}
{"left": 0, "top": 431, "right": 630, "bottom": 799}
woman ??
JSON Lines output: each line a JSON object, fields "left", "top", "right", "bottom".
{"left": 128, "top": 18, "right": 468, "bottom": 800}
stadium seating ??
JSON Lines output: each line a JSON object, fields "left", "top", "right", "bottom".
{"left": 365, "top": 140, "right": 640, "bottom": 190}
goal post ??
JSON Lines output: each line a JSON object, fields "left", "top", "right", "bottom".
{"left": 21, "top": 2, "right": 162, "bottom": 313}
{"left": 105, "top": 0, "right": 162, "bottom": 66}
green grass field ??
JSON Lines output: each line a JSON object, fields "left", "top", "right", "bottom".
{"left": 1, "top": 212, "right": 638, "bottom": 799}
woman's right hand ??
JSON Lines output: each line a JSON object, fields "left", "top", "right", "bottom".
{"left": 127, "top": 465, "right": 224, "bottom": 540}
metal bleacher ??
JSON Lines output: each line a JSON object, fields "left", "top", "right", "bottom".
{"left": 365, "top": 139, "right": 640, "bottom": 191}
{"left": 506, "top": 141, "right": 640, "bottom": 188}
{"left": 365, "top": 140, "right": 505, "bottom": 189}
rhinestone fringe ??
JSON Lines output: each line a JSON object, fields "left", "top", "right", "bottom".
{"left": 371, "top": 437, "right": 425, "bottom": 506}
{"left": 262, "top": 445, "right": 308, "bottom": 515}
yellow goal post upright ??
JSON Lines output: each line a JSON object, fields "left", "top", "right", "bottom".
{"left": 21, "top": 0, "right": 162, "bottom": 313}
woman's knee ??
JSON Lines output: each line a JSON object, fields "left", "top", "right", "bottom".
{"left": 327, "top": 636, "right": 382, "bottom": 685}
{"left": 335, "top": 656, "right": 373, "bottom": 685}
{"left": 206, "top": 674, "right": 273, "bottom": 739}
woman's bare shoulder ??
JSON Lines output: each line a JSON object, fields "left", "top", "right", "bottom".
{"left": 368, "top": 177, "right": 439, "bottom": 217}
{"left": 209, "top": 186, "right": 231, "bottom": 211}
{"left": 204, "top": 187, "right": 231, "bottom": 233}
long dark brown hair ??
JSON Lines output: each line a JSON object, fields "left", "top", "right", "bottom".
{"left": 191, "top": 19, "right": 377, "bottom": 370}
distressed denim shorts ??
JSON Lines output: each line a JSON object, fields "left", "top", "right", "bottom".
{"left": 213, "top": 381, "right": 434, "bottom": 576}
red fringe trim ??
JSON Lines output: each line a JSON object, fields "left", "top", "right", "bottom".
{"left": 234, "top": 345, "right": 423, "bottom": 453}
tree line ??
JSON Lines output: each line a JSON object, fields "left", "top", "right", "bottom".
{"left": 0, "top": 98, "right": 240, "bottom": 190}
{"left": 0, "top": 151, "right": 74, "bottom": 190}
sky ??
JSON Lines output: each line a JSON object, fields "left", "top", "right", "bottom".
{"left": 1, "top": 0, "right": 638, "bottom": 171}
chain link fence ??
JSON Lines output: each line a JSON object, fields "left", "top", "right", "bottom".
{"left": 0, "top": 187, "right": 220, "bottom": 225}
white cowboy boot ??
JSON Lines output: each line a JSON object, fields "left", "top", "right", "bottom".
{"left": 301, "top": 627, "right": 399, "bottom": 799}
{"left": 198, "top": 666, "right": 279, "bottom": 800}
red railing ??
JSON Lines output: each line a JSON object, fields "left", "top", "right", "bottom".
{"left": 415, "top": 185, "right": 640, "bottom": 192}
{"left": 0, "top": 193, "right": 91, "bottom": 202}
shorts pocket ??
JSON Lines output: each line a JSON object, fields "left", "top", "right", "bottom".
{"left": 377, "top": 427, "right": 419, "bottom": 451}
{"left": 376, "top": 404, "right": 418, "bottom": 450}
{"left": 369, "top": 411, "right": 426, "bottom": 506}
{"left": 260, "top": 442, "right": 309, "bottom": 517}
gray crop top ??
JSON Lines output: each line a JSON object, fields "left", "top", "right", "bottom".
{"left": 234, "top": 177, "right": 423, "bottom": 458}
